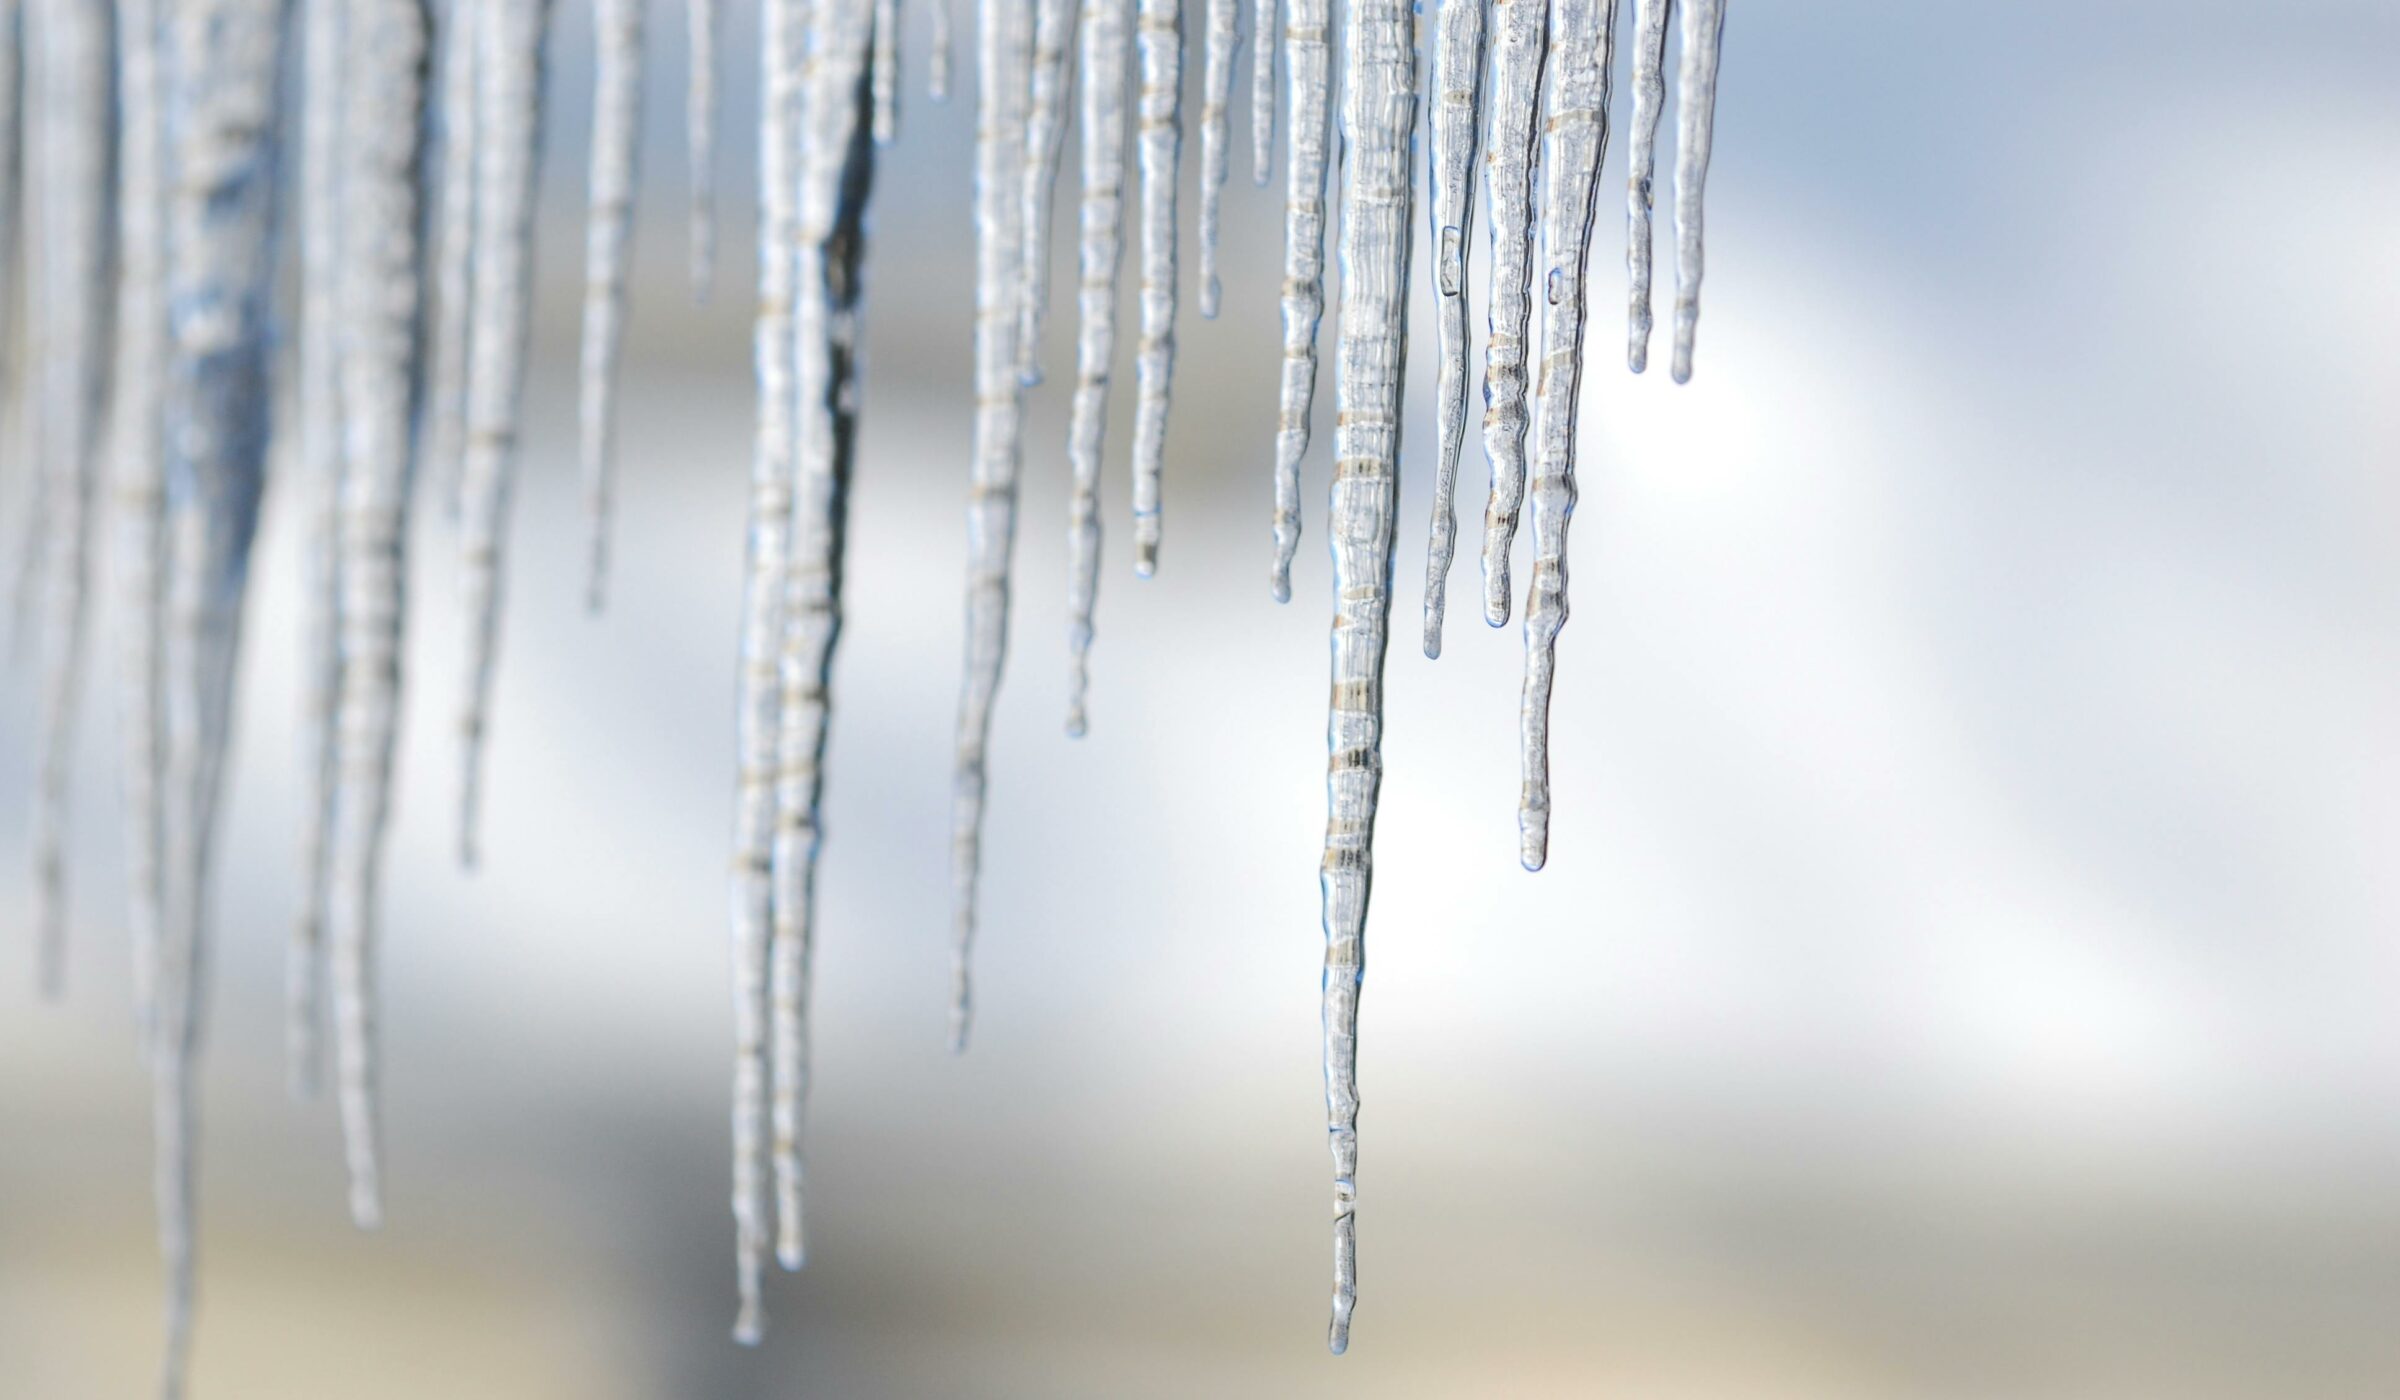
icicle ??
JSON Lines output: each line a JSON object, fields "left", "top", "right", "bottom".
{"left": 0, "top": 0, "right": 18, "bottom": 420}
{"left": 1622, "top": 0, "right": 1664, "bottom": 373}
{"left": 1416, "top": 0, "right": 1481, "bottom": 658}
{"left": 731, "top": 0, "right": 803, "bottom": 1339}
{"left": 947, "top": 0, "right": 1032, "bottom": 1053}
{"left": 870, "top": 0, "right": 898, "bottom": 144}
{"left": 424, "top": 0, "right": 479, "bottom": 519}
{"left": 29, "top": 0, "right": 114, "bottom": 1000}
{"left": 1263, "top": 0, "right": 1326, "bottom": 602}
{"left": 580, "top": 0, "right": 644, "bottom": 612}
{"left": 928, "top": 0, "right": 951, "bottom": 100}
{"left": 1319, "top": 0, "right": 1415, "bottom": 1352}
{"left": 687, "top": 0, "right": 716, "bottom": 297}
{"left": 452, "top": 0, "right": 551, "bottom": 875}
{"left": 1669, "top": 0, "right": 1722, "bottom": 384}
{"left": 1126, "top": 0, "right": 1178, "bottom": 576}
{"left": 770, "top": 0, "right": 880, "bottom": 1275}
{"left": 1062, "top": 0, "right": 1127, "bottom": 738}
{"left": 1246, "top": 0, "right": 1268, "bottom": 185}
{"left": 1193, "top": 0, "right": 1233, "bottom": 318}
{"left": 1012, "top": 0, "right": 1073, "bottom": 384}
{"left": 1474, "top": 0, "right": 1545, "bottom": 627}
{"left": 1517, "top": 0, "right": 1616, "bottom": 872}
{"left": 329, "top": 0, "right": 429, "bottom": 1257}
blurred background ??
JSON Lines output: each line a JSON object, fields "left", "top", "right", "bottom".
{"left": 6, "top": 2, "right": 2400, "bottom": 1395}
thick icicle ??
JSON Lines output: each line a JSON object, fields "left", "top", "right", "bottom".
{"left": 29, "top": 0, "right": 114, "bottom": 999}
{"left": 1194, "top": 0, "right": 1233, "bottom": 317}
{"left": 870, "top": 0, "right": 898, "bottom": 143}
{"left": 687, "top": 0, "right": 716, "bottom": 297}
{"left": 1062, "top": 0, "right": 1128, "bottom": 738}
{"left": 1622, "top": 0, "right": 1664, "bottom": 373}
{"left": 947, "top": 0, "right": 1032, "bottom": 1052}
{"left": 1263, "top": 0, "right": 1326, "bottom": 602}
{"left": 328, "top": 0, "right": 429, "bottom": 1256}
{"left": 1246, "top": 0, "right": 1268, "bottom": 184}
{"left": 452, "top": 0, "right": 551, "bottom": 874}
{"left": 769, "top": 0, "right": 878, "bottom": 1275}
{"left": 580, "top": 0, "right": 644, "bottom": 611}
{"left": 424, "top": 0, "right": 479, "bottom": 519}
{"left": 1012, "top": 0, "right": 1074, "bottom": 384}
{"left": 1319, "top": 0, "right": 1414, "bottom": 1352}
{"left": 1669, "top": 0, "right": 1722, "bottom": 384}
{"left": 1474, "top": 0, "right": 1545, "bottom": 626}
{"left": 1126, "top": 0, "right": 1178, "bottom": 575}
{"left": 1417, "top": 0, "right": 1481, "bottom": 658}
{"left": 1517, "top": 0, "right": 1615, "bottom": 871}
{"left": 154, "top": 3, "right": 284, "bottom": 1389}
{"left": 730, "top": 0, "right": 802, "bottom": 1339}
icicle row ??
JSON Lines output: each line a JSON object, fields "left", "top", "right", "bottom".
{"left": 1126, "top": 0, "right": 1178, "bottom": 575}
{"left": 1416, "top": 0, "right": 1481, "bottom": 658}
{"left": 1194, "top": 0, "right": 1234, "bottom": 318}
{"left": 425, "top": 0, "right": 480, "bottom": 519}
{"left": 1063, "top": 0, "right": 1128, "bottom": 738}
{"left": 580, "top": 0, "right": 645, "bottom": 612}
{"left": 1474, "top": 0, "right": 1545, "bottom": 627}
{"left": 687, "top": 0, "right": 716, "bottom": 298}
{"left": 1669, "top": 0, "right": 1723, "bottom": 383}
{"left": 1263, "top": 0, "right": 1326, "bottom": 602}
{"left": 1623, "top": 0, "right": 1665, "bottom": 373}
{"left": 1013, "top": 0, "right": 1074, "bottom": 383}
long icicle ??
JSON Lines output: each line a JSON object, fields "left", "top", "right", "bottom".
{"left": 1062, "top": 0, "right": 1128, "bottom": 738}
{"left": 328, "top": 0, "right": 429, "bottom": 1267}
{"left": 947, "top": 0, "right": 1032, "bottom": 1052}
{"left": 155, "top": 3, "right": 284, "bottom": 1388}
{"left": 1125, "top": 0, "right": 1178, "bottom": 575}
{"left": 29, "top": 0, "right": 114, "bottom": 1000}
{"left": 1474, "top": 0, "right": 1546, "bottom": 626}
{"left": 769, "top": 0, "right": 879, "bottom": 1275}
{"left": 425, "top": 0, "right": 480, "bottom": 519}
{"left": 580, "top": 0, "right": 644, "bottom": 611}
{"left": 731, "top": 0, "right": 802, "bottom": 1338}
{"left": 1012, "top": 0, "right": 1074, "bottom": 383}
{"left": 1517, "top": 0, "right": 1616, "bottom": 872}
{"left": 1246, "top": 0, "right": 1268, "bottom": 184}
{"left": 1320, "top": 0, "right": 1415, "bottom": 1352}
{"left": 1263, "top": 0, "right": 1325, "bottom": 602}
{"left": 1193, "top": 0, "right": 1233, "bottom": 318}
{"left": 686, "top": 0, "right": 716, "bottom": 298}
{"left": 1622, "top": 0, "right": 1665, "bottom": 373}
{"left": 452, "top": 0, "right": 551, "bottom": 875}
{"left": 1417, "top": 0, "right": 1481, "bottom": 657}
{"left": 1668, "top": 0, "right": 1722, "bottom": 384}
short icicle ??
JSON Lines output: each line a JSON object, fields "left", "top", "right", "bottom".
{"left": 1417, "top": 0, "right": 1482, "bottom": 658}
{"left": 1126, "top": 0, "right": 1178, "bottom": 575}
{"left": 424, "top": 0, "right": 481, "bottom": 520}
{"left": 1012, "top": 0, "right": 1075, "bottom": 383}
{"left": 1194, "top": 0, "right": 1235, "bottom": 318}
{"left": 947, "top": 0, "right": 1033, "bottom": 1052}
{"left": 870, "top": 0, "right": 899, "bottom": 143}
{"left": 1474, "top": 0, "right": 1547, "bottom": 626}
{"left": 1263, "top": 0, "right": 1327, "bottom": 601}
{"left": 1517, "top": 0, "right": 1617, "bottom": 871}
{"left": 1063, "top": 0, "right": 1129, "bottom": 738}
{"left": 580, "top": 0, "right": 645, "bottom": 611}
{"left": 1622, "top": 0, "right": 1665, "bottom": 372}
{"left": 687, "top": 0, "right": 716, "bottom": 297}
{"left": 1246, "top": 0, "right": 1269, "bottom": 184}
{"left": 1669, "top": 0, "right": 1723, "bottom": 384}
{"left": 1320, "top": 0, "right": 1416, "bottom": 1351}
{"left": 928, "top": 0, "right": 952, "bottom": 99}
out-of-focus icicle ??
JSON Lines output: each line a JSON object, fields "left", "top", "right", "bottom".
{"left": 1246, "top": 0, "right": 1268, "bottom": 184}
{"left": 731, "top": 0, "right": 802, "bottom": 1340}
{"left": 1517, "top": 0, "right": 1615, "bottom": 872}
{"left": 1063, "top": 0, "right": 1128, "bottom": 738}
{"left": 947, "top": 0, "right": 1032, "bottom": 1053}
{"left": 580, "top": 0, "right": 644, "bottom": 612}
{"left": 1012, "top": 0, "right": 1073, "bottom": 383}
{"left": 154, "top": 3, "right": 284, "bottom": 1389}
{"left": 1194, "top": 0, "right": 1233, "bottom": 318}
{"left": 29, "top": 0, "right": 114, "bottom": 1000}
{"left": 1474, "top": 0, "right": 1545, "bottom": 627}
{"left": 1669, "top": 0, "right": 1722, "bottom": 384}
{"left": 1126, "top": 0, "right": 1177, "bottom": 575}
{"left": 328, "top": 0, "right": 429, "bottom": 1260}
{"left": 1319, "top": 0, "right": 1414, "bottom": 1353}
{"left": 1417, "top": 0, "right": 1481, "bottom": 658}
{"left": 452, "top": 0, "right": 551, "bottom": 875}
{"left": 1622, "top": 0, "right": 1664, "bottom": 373}
{"left": 687, "top": 0, "right": 716, "bottom": 298}
{"left": 769, "top": 0, "right": 878, "bottom": 1275}
{"left": 928, "top": 0, "right": 951, "bottom": 100}
{"left": 425, "top": 0, "right": 479, "bottom": 519}
{"left": 870, "top": 0, "right": 898, "bottom": 143}
{"left": 0, "top": 1, "right": 19, "bottom": 482}
{"left": 1263, "top": 0, "right": 1326, "bottom": 602}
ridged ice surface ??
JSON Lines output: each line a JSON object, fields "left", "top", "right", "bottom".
{"left": 1247, "top": 0, "right": 1272, "bottom": 183}
{"left": 1127, "top": 0, "right": 1180, "bottom": 575}
{"left": 1264, "top": 0, "right": 1328, "bottom": 601}
{"left": 1195, "top": 0, "right": 1237, "bottom": 317}
{"left": 1417, "top": 0, "right": 1482, "bottom": 658}
{"left": 1014, "top": 0, "right": 1076, "bottom": 383}
{"left": 1671, "top": 0, "right": 1725, "bottom": 383}
{"left": 1623, "top": 0, "right": 1667, "bottom": 372}
{"left": 425, "top": 0, "right": 482, "bottom": 519}
{"left": 580, "top": 0, "right": 645, "bottom": 611}
{"left": 1475, "top": 0, "right": 1546, "bottom": 628}
{"left": 1065, "top": 0, "right": 1131, "bottom": 737}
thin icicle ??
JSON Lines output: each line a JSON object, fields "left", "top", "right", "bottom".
{"left": 328, "top": 0, "right": 429, "bottom": 1264}
{"left": 1475, "top": 0, "right": 1545, "bottom": 627}
{"left": 1517, "top": 0, "right": 1616, "bottom": 872}
{"left": 1622, "top": 0, "right": 1664, "bottom": 373}
{"left": 1319, "top": 0, "right": 1415, "bottom": 1352}
{"left": 1062, "top": 0, "right": 1127, "bottom": 738}
{"left": 1669, "top": 0, "right": 1722, "bottom": 384}
{"left": 424, "top": 0, "right": 479, "bottom": 519}
{"left": 452, "top": 0, "right": 551, "bottom": 877}
{"left": 870, "top": 0, "right": 898, "bottom": 144}
{"left": 1263, "top": 0, "right": 1326, "bottom": 602}
{"left": 1417, "top": 0, "right": 1481, "bottom": 658}
{"left": 0, "top": 0, "right": 18, "bottom": 435}
{"left": 770, "top": 0, "right": 879, "bottom": 1274}
{"left": 1012, "top": 0, "right": 1073, "bottom": 384}
{"left": 730, "top": 0, "right": 802, "bottom": 1339}
{"left": 580, "top": 0, "right": 644, "bottom": 612}
{"left": 1246, "top": 0, "right": 1268, "bottom": 185}
{"left": 947, "top": 0, "right": 1032, "bottom": 1053}
{"left": 1126, "top": 0, "right": 1178, "bottom": 575}
{"left": 29, "top": 0, "right": 114, "bottom": 1000}
{"left": 687, "top": 0, "right": 716, "bottom": 298}
{"left": 928, "top": 0, "right": 951, "bottom": 100}
{"left": 1193, "top": 0, "right": 1233, "bottom": 318}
